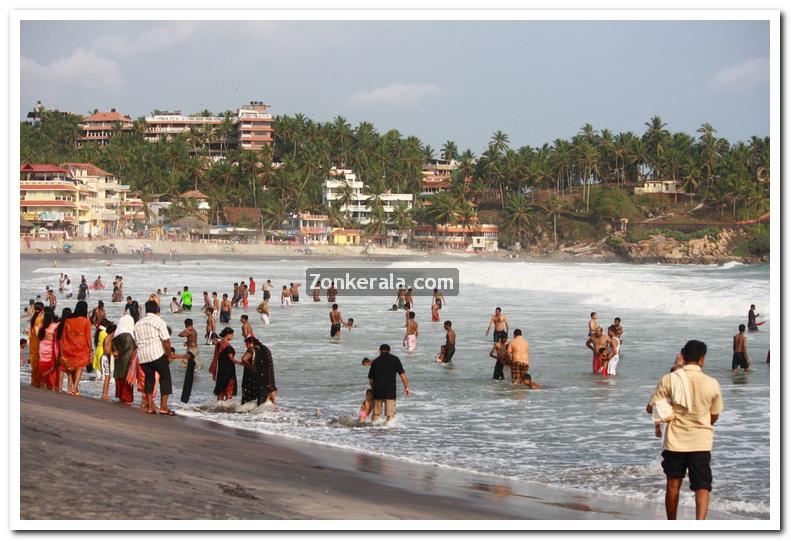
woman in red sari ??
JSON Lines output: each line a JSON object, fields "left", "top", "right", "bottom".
{"left": 27, "top": 302, "right": 44, "bottom": 387}
{"left": 57, "top": 301, "right": 92, "bottom": 396}
{"left": 37, "top": 307, "right": 61, "bottom": 391}
{"left": 210, "top": 327, "right": 238, "bottom": 401}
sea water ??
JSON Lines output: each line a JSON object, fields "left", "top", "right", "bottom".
{"left": 19, "top": 256, "right": 771, "bottom": 519}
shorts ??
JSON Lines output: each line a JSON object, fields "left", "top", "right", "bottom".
{"left": 493, "top": 330, "right": 507, "bottom": 342}
{"left": 330, "top": 322, "right": 341, "bottom": 337}
{"left": 220, "top": 310, "right": 230, "bottom": 323}
{"left": 511, "top": 362, "right": 529, "bottom": 384}
{"left": 141, "top": 354, "right": 173, "bottom": 396}
{"left": 101, "top": 354, "right": 112, "bottom": 377}
{"left": 443, "top": 344, "right": 456, "bottom": 363}
{"left": 292, "top": 295, "right": 299, "bottom": 303}
{"left": 661, "top": 450, "right": 712, "bottom": 492}
{"left": 188, "top": 347, "right": 202, "bottom": 370}
{"left": 732, "top": 351, "right": 748, "bottom": 370}
{"left": 405, "top": 334, "right": 416, "bottom": 351}
{"left": 182, "top": 304, "right": 192, "bottom": 311}
{"left": 263, "top": 290, "right": 271, "bottom": 301}
{"left": 373, "top": 399, "right": 396, "bottom": 418}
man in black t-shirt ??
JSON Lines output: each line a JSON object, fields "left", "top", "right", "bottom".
{"left": 367, "top": 344, "right": 411, "bottom": 423}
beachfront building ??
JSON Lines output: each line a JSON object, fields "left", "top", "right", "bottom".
{"left": 121, "top": 195, "right": 147, "bottom": 226}
{"left": 62, "top": 163, "right": 129, "bottom": 236}
{"left": 76, "top": 109, "right": 134, "bottom": 148}
{"left": 282, "top": 213, "right": 330, "bottom": 244}
{"left": 180, "top": 190, "right": 211, "bottom": 216}
{"left": 420, "top": 159, "right": 459, "bottom": 197}
{"left": 633, "top": 179, "right": 688, "bottom": 195}
{"left": 413, "top": 222, "right": 499, "bottom": 252}
{"left": 144, "top": 101, "right": 274, "bottom": 158}
{"left": 330, "top": 228, "right": 361, "bottom": 246}
{"left": 322, "top": 168, "right": 413, "bottom": 225}
{"left": 20, "top": 164, "right": 79, "bottom": 236}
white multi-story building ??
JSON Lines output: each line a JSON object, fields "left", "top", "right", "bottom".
{"left": 62, "top": 163, "right": 129, "bottom": 236}
{"left": 322, "top": 168, "right": 413, "bottom": 225}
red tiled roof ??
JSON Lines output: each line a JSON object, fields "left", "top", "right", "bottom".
{"left": 61, "top": 162, "right": 116, "bottom": 178}
{"left": 82, "top": 111, "right": 132, "bottom": 123}
{"left": 224, "top": 207, "right": 262, "bottom": 225}
{"left": 20, "top": 163, "right": 67, "bottom": 174}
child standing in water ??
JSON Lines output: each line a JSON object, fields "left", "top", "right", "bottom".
{"left": 205, "top": 308, "right": 216, "bottom": 345}
{"left": 358, "top": 389, "right": 374, "bottom": 423}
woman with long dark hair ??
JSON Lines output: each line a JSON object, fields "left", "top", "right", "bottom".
{"left": 37, "top": 307, "right": 60, "bottom": 391}
{"left": 210, "top": 327, "right": 238, "bottom": 401}
{"left": 58, "top": 300, "right": 92, "bottom": 396}
{"left": 241, "top": 335, "right": 277, "bottom": 406}
{"left": 27, "top": 301, "right": 45, "bottom": 387}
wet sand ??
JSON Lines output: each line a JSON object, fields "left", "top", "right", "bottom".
{"left": 19, "top": 386, "right": 710, "bottom": 521}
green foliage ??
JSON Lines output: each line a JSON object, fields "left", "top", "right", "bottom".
{"left": 589, "top": 188, "right": 637, "bottom": 221}
{"left": 604, "top": 234, "right": 623, "bottom": 247}
{"left": 626, "top": 226, "right": 722, "bottom": 243}
{"left": 733, "top": 225, "right": 769, "bottom": 258}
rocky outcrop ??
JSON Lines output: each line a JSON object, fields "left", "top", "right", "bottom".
{"left": 617, "top": 228, "right": 747, "bottom": 264}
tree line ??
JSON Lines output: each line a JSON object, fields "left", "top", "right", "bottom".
{"left": 20, "top": 110, "right": 769, "bottom": 243}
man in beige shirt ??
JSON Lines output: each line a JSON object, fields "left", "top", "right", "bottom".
{"left": 646, "top": 340, "right": 724, "bottom": 520}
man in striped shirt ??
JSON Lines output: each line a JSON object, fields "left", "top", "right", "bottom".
{"left": 134, "top": 300, "right": 186, "bottom": 415}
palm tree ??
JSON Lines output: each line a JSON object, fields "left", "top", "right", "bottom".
{"left": 336, "top": 181, "right": 357, "bottom": 221}
{"left": 643, "top": 116, "right": 670, "bottom": 179}
{"left": 441, "top": 140, "right": 459, "bottom": 162}
{"left": 429, "top": 192, "right": 460, "bottom": 225}
{"left": 697, "top": 122, "right": 719, "bottom": 187}
{"left": 489, "top": 130, "right": 510, "bottom": 156}
{"left": 390, "top": 202, "right": 414, "bottom": 243}
{"left": 364, "top": 205, "right": 389, "bottom": 241}
{"left": 505, "top": 195, "right": 532, "bottom": 247}
{"left": 544, "top": 196, "right": 567, "bottom": 247}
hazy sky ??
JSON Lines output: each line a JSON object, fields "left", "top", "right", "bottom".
{"left": 20, "top": 19, "right": 770, "bottom": 152}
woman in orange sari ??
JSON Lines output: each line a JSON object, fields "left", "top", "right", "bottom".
{"left": 57, "top": 300, "right": 93, "bottom": 396}
{"left": 27, "top": 302, "right": 44, "bottom": 387}
{"left": 37, "top": 307, "right": 61, "bottom": 391}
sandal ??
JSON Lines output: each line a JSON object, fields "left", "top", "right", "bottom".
{"left": 146, "top": 409, "right": 158, "bottom": 415}
{"left": 159, "top": 409, "right": 176, "bottom": 416}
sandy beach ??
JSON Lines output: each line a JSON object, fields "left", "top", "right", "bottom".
{"left": 19, "top": 386, "right": 697, "bottom": 521}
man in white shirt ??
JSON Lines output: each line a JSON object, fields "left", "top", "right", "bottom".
{"left": 134, "top": 300, "right": 185, "bottom": 415}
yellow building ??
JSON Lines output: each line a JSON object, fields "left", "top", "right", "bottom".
{"left": 330, "top": 228, "right": 361, "bottom": 246}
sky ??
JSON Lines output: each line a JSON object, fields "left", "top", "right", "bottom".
{"left": 19, "top": 19, "right": 770, "bottom": 153}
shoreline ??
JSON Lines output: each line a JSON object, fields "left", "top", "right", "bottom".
{"left": 19, "top": 386, "right": 733, "bottom": 521}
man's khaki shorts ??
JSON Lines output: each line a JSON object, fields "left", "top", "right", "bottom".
{"left": 373, "top": 399, "right": 396, "bottom": 418}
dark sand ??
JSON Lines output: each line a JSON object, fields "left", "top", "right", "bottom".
{"left": 20, "top": 386, "right": 696, "bottom": 521}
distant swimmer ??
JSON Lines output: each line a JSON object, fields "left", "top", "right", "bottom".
{"left": 403, "top": 311, "right": 418, "bottom": 352}
{"left": 607, "top": 326, "right": 621, "bottom": 375}
{"left": 312, "top": 283, "right": 321, "bottom": 302}
{"left": 748, "top": 304, "right": 759, "bottom": 332}
{"left": 396, "top": 287, "right": 406, "bottom": 309}
{"left": 507, "top": 329, "right": 530, "bottom": 384}
{"left": 220, "top": 293, "right": 231, "bottom": 323}
{"left": 212, "top": 292, "right": 220, "bottom": 318}
{"left": 256, "top": 299, "right": 271, "bottom": 325}
{"left": 431, "top": 299, "right": 440, "bottom": 322}
{"left": 485, "top": 307, "right": 509, "bottom": 342}
{"left": 588, "top": 312, "right": 598, "bottom": 336}
{"left": 442, "top": 320, "right": 456, "bottom": 363}
{"left": 329, "top": 304, "right": 349, "bottom": 339}
{"left": 732, "top": 324, "right": 751, "bottom": 373}
{"left": 327, "top": 281, "right": 337, "bottom": 303}
{"left": 432, "top": 288, "right": 446, "bottom": 310}
{"left": 586, "top": 327, "right": 608, "bottom": 374}
{"left": 612, "top": 317, "right": 624, "bottom": 345}
{"left": 204, "top": 307, "right": 216, "bottom": 345}
{"left": 240, "top": 314, "right": 254, "bottom": 340}
{"left": 248, "top": 276, "right": 256, "bottom": 296}
{"left": 489, "top": 333, "right": 510, "bottom": 380}
{"left": 388, "top": 304, "right": 399, "bottom": 311}
{"left": 519, "top": 373, "right": 542, "bottom": 389}
{"left": 262, "top": 280, "right": 272, "bottom": 301}
{"left": 290, "top": 282, "right": 301, "bottom": 303}
{"left": 281, "top": 285, "right": 292, "bottom": 306}
{"left": 170, "top": 297, "right": 183, "bottom": 313}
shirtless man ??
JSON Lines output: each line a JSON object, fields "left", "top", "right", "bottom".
{"left": 442, "top": 320, "right": 456, "bottom": 363}
{"left": 327, "top": 281, "right": 337, "bottom": 303}
{"left": 507, "top": 329, "right": 530, "bottom": 384}
{"left": 179, "top": 318, "right": 201, "bottom": 369}
{"left": 489, "top": 333, "right": 510, "bottom": 380}
{"left": 263, "top": 280, "right": 273, "bottom": 301}
{"left": 212, "top": 292, "right": 220, "bottom": 318}
{"left": 612, "top": 317, "right": 624, "bottom": 344}
{"left": 240, "top": 314, "right": 254, "bottom": 340}
{"left": 204, "top": 308, "right": 216, "bottom": 344}
{"left": 748, "top": 304, "right": 759, "bottom": 332}
{"left": 312, "top": 284, "right": 321, "bottom": 302}
{"left": 404, "top": 287, "right": 414, "bottom": 310}
{"left": 732, "top": 324, "right": 751, "bottom": 373}
{"left": 240, "top": 281, "right": 249, "bottom": 309}
{"left": 607, "top": 326, "right": 622, "bottom": 375}
{"left": 486, "top": 307, "right": 509, "bottom": 342}
{"left": 220, "top": 293, "right": 232, "bottom": 323}
{"left": 202, "top": 291, "right": 211, "bottom": 313}
{"left": 231, "top": 282, "right": 240, "bottom": 308}
{"left": 585, "top": 327, "right": 608, "bottom": 373}
{"left": 290, "top": 282, "right": 301, "bottom": 303}
{"left": 46, "top": 288, "right": 57, "bottom": 310}
{"left": 396, "top": 287, "right": 406, "bottom": 309}
{"left": 588, "top": 312, "right": 598, "bottom": 336}
{"left": 329, "top": 304, "right": 348, "bottom": 339}
{"left": 281, "top": 285, "right": 292, "bottom": 306}
{"left": 403, "top": 311, "right": 419, "bottom": 352}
